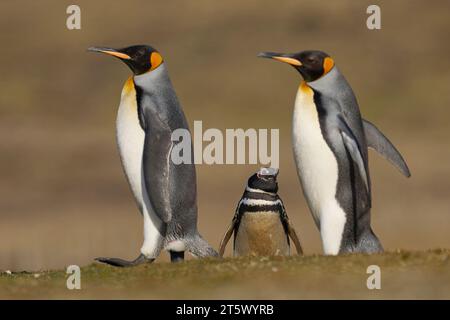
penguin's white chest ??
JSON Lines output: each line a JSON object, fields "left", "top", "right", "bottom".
{"left": 116, "top": 84, "right": 146, "bottom": 209}
{"left": 292, "top": 83, "right": 346, "bottom": 255}
{"left": 115, "top": 78, "right": 164, "bottom": 258}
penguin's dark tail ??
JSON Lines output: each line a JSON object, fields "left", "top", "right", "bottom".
{"left": 185, "top": 234, "right": 219, "bottom": 258}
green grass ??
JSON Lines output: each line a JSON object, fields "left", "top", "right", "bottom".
{"left": 1, "top": 249, "right": 449, "bottom": 299}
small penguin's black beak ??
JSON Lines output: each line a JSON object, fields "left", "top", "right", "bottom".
{"left": 87, "top": 47, "right": 131, "bottom": 60}
{"left": 257, "top": 51, "right": 302, "bottom": 66}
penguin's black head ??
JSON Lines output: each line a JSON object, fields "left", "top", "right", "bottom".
{"left": 247, "top": 168, "right": 279, "bottom": 193}
{"left": 257, "top": 50, "right": 334, "bottom": 82}
{"left": 88, "top": 45, "right": 164, "bottom": 75}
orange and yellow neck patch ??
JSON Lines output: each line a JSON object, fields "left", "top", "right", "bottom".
{"left": 299, "top": 81, "right": 313, "bottom": 94}
{"left": 150, "top": 52, "right": 164, "bottom": 71}
{"left": 323, "top": 57, "right": 334, "bottom": 76}
{"left": 122, "top": 76, "right": 135, "bottom": 95}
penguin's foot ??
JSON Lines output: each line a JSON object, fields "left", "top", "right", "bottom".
{"left": 95, "top": 253, "right": 154, "bottom": 267}
{"left": 170, "top": 251, "right": 184, "bottom": 263}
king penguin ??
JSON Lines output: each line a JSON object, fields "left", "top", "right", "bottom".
{"left": 258, "top": 50, "right": 411, "bottom": 255}
{"left": 219, "top": 168, "right": 303, "bottom": 257}
{"left": 88, "top": 45, "right": 218, "bottom": 266}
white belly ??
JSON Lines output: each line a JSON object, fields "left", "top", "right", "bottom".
{"left": 115, "top": 78, "right": 163, "bottom": 258}
{"left": 116, "top": 96, "right": 146, "bottom": 209}
{"left": 292, "top": 83, "right": 346, "bottom": 255}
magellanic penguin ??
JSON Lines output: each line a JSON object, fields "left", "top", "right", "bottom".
{"left": 219, "top": 168, "right": 303, "bottom": 257}
{"left": 88, "top": 45, "right": 218, "bottom": 266}
{"left": 258, "top": 50, "right": 411, "bottom": 255}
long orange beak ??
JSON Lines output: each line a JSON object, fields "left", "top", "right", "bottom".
{"left": 257, "top": 52, "right": 302, "bottom": 66}
{"left": 87, "top": 47, "right": 131, "bottom": 60}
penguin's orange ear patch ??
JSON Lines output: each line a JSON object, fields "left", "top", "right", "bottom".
{"left": 150, "top": 52, "right": 164, "bottom": 71}
{"left": 323, "top": 57, "right": 334, "bottom": 75}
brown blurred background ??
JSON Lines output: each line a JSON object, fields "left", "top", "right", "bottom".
{"left": 0, "top": 0, "right": 449, "bottom": 271}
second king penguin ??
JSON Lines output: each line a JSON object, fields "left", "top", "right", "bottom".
{"left": 258, "top": 50, "right": 410, "bottom": 255}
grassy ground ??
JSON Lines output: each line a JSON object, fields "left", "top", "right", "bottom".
{"left": 1, "top": 249, "right": 449, "bottom": 299}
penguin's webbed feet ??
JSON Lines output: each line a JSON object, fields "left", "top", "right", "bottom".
{"left": 95, "top": 253, "right": 154, "bottom": 267}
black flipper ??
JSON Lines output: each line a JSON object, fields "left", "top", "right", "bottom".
{"left": 287, "top": 223, "right": 303, "bottom": 255}
{"left": 219, "top": 221, "right": 235, "bottom": 257}
{"left": 363, "top": 119, "right": 411, "bottom": 177}
{"left": 139, "top": 93, "right": 198, "bottom": 225}
{"left": 95, "top": 254, "right": 153, "bottom": 268}
{"left": 219, "top": 202, "right": 241, "bottom": 257}
{"left": 338, "top": 116, "right": 371, "bottom": 204}
{"left": 142, "top": 127, "right": 174, "bottom": 223}
{"left": 279, "top": 202, "right": 303, "bottom": 255}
